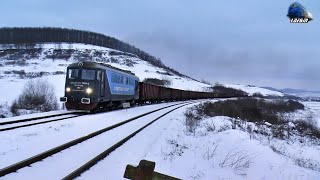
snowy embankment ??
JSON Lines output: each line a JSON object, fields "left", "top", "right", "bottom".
{"left": 1, "top": 100, "right": 319, "bottom": 179}
{"left": 74, "top": 100, "right": 320, "bottom": 179}
{"left": 144, "top": 117, "right": 319, "bottom": 179}
{"left": 138, "top": 100, "right": 319, "bottom": 180}
{"left": 0, "top": 102, "right": 180, "bottom": 170}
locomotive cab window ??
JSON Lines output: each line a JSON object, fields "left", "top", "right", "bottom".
{"left": 97, "top": 70, "right": 102, "bottom": 81}
{"left": 68, "top": 69, "right": 79, "bottom": 79}
{"left": 81, "top": 69, "right": 96, "bottom": 80}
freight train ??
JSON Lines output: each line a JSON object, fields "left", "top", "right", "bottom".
{"left": 60, "top": 61, "right": 222, "bottom": 112}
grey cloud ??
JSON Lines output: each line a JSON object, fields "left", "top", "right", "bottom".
{"left": 1, "top": 0, "right": 320, "bottom": 90}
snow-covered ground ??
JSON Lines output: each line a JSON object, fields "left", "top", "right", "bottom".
{"left": 302, "top": 102, "right": 320, "bottom": 128}
{"left": 0, "top": 43, "right": 282, "bottom": 118}
{"left": 225, "top": 84, "right": 284, "bottom": 97}
{"left": 1, "top": 102, "right": 192, "bottom": 180}
{"left": 108, "top": 100, "right": 318, "bottom": 180}
{"left": 0, "top": 109, "right": 70, "bottom": 123}
{"left": 1, "top": 100, "right": 319, "bottom": 179}
{"left": 0, "top": 102, "right": 181, "bottom": 170}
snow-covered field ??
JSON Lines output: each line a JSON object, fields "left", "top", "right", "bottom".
{"left": 1, "top": 100, "right": 319, "bottom": 179}
{"left": 302, "top": 102, "right": 320, "bottom": 128}
{"left": 225, "top": 84, "right": 284, "bottom": 97}
{"left": 0, "top": 43, "right": 283, "bottom": 118}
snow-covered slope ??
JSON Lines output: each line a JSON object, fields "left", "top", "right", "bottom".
{"left": 0, "top": 43, "right": 282, "bottom": 117}
{"left": 225, "top": 84, "right": 284, "bottom": 97}
{"left": 279, "top": 89, "right": 320, "bottom": 99}
{"left": 0, "top": 43, "right": 209, "bottom": 104}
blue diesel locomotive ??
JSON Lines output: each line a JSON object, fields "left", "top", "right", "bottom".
{"left": 60, "top": 61, "right": 139, "bottom": 111}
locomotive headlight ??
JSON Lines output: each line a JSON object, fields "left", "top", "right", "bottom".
{"left": 86, "top": 88, "right": 93, "bottom": 94}
{"left": 66, "top": 87, "right": 71, "bottom": 92}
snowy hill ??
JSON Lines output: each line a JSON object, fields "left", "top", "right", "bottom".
{"left": 270, "top": 87, "right": 320, "bottom": 98}
{"left": 225, "top": 84, "right": 283, "bottom": 97}
{"left": 0, "top": 43, "right": 282, "bottom": 117}
{"left": 0, "top": 43, "right": 207, "bottom": 103}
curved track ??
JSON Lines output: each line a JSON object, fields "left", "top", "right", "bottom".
{"left": 63, "top": 102, "right": 193, "bottom": 180}
{"left": 0, "top": 101, "right": 196, "bottom": 179}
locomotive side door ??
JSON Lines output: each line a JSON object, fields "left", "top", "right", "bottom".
{"left": 97, "top": 70, "right": 105, "bottom": 97}
{"left": 100, "top": 71, "right": 105, "bottom": 97}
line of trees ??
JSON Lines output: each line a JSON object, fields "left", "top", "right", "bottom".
{"left": 0, "top": 27, "right": 184, "bottom": 77}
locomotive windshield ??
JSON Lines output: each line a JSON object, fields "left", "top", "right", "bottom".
{"left": 81, "top": 69, "right": 96, "bottom": 80}
{"left": 67, "top": 68, "right": 96, "bottom": 80}
{"left": 68, "top": 69, "right": 79, "bottom": 79}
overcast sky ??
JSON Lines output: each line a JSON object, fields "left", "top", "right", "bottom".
{"left": 1, "top": 0, "right": 320, "bottom": 90}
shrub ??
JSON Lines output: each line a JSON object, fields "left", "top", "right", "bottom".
{"left": 161, "top": 76, "right": 172, "bottom": 87}
{"left": 0, "top": 103, "right": 11, "bottom": 118}
{"left": 294, "top": 157, "right": 320, "bottom": 171}
{"left": 10, "top": 100, "right": 20, "bottom": 116}
{"left": 192, "top": 98, "right": 304, "bottom": 125}
{"left": 219, "top": 149, "right": 254, "bottom": 175}
{"left": 183, "top": 98, "right": 319, "bottom": 142}
{"left": 184, "top": 108, "right": 202, "bottom": 133}
{"left": 271, "top": 124, "right": 287, "bottom": 139}
{"left": 209, "top": 84, "right": 248, "bottom": 97}
{"left": 123, "top": 59, "right": 136, "bottom": 67}
{"left": 200, "top": 79, "right": 211, "bottom": 85}
{"left": 11, "top": 79, "right": 59, "bottom": 113}
{"left": 143, "top": 78, "right": 172, "bottom": 87}
{"left": 295, "top": 119, "right": 320, "bottom": 138}
{"left": 252, "top": 92, "right": 264, "bottom": 97}
{"left": 156, "top": 71, "right": 173, "bottom": 76}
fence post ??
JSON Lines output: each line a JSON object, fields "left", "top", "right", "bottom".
{"left": 124, "top": 159, "right": 182, "bottom": 180}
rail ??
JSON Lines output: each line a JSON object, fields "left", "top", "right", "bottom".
{"left": 0, "top": 114, "right": 83, "bottom": 132}
{"left": 62, "top": 102, "right": 193, "bottom": 180}
{"left": 0, "top": 101, "right": 195, "bottom": 177}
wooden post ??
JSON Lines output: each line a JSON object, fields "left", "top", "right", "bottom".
{"left": 124, "top": 160, "right": 182, "bottom": 180}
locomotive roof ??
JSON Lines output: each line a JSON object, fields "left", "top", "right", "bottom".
{"left": 67, "top": 61, "right": 136, "bottom": 76}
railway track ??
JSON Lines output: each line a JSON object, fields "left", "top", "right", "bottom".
{"left": 0, "top": 100, "right": 197, "bottom": 132}
{"left": 0, "top": 112, "right": 81, "bottom": 126}
{"left": 0, "top": 113, "right": 84, "bottom": 132}
{"left": 0, "top": 101, "right": 197, "bottom": 179}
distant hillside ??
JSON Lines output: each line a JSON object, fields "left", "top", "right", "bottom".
{"left": 281, "top": 88, "right": 320, "bottom": 94}
{"left": 262, "top": 87, "right": 320, "bottom": 100}
{"left": 0, "top": 27, "right": 185, "bottom": 77}
{"left": 261, "top": 86, "right": 282, "bottom": 93}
